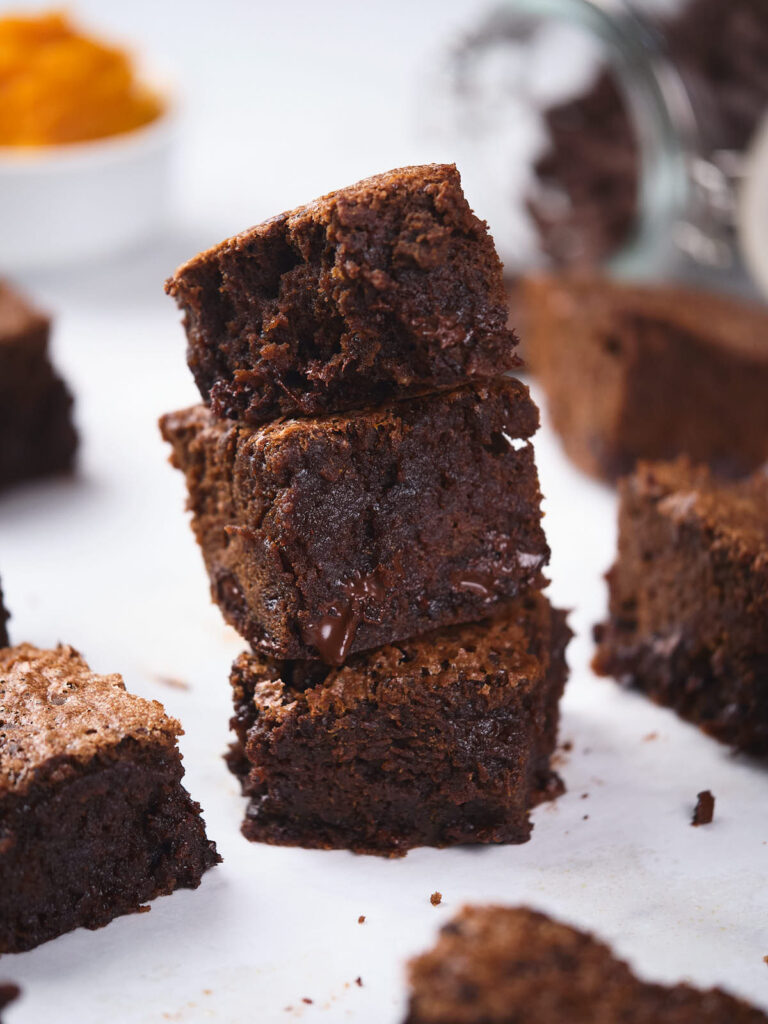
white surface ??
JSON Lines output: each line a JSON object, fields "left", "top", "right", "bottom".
{"left": 2, "top": 1, "right": 767, "bottom": 1021}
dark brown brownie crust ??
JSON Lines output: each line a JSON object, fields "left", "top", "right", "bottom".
{"left": 227, "top": 593, "right": 569, "bottom": 856}
{"left": 0, "top": 281, "right": 77, "bottom": 491}
{"left": 594, "top": 459, "right": 768, "bottom": 756}
{"left": 0, "top": 644, "right": 219, "bottom": 953}
{"left": 166, "top": 164, "right": 519, "bottom": 425}
{"left": 523, "top": 274, "right": 768, "bottom": 482}
{"left": 161, "top": 379, "right": 549, "bottom": 663}
{"left": 404, "top": 905, "right": 768, "bottom": 1023}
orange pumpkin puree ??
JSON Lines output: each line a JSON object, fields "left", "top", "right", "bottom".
{"left": 0, "top": 11, "right": 163, "bottom": 146}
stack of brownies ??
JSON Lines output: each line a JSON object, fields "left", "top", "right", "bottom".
{"left": 161, "top": 164, "right": 570, "bottom": 855}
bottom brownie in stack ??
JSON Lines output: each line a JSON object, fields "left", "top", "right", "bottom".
{"left": 227, "top": 592, "right": 570, "bottom": 856}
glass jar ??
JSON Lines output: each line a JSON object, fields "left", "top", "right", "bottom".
{"left": 428, "top": 0, "right": 768, "bottom": 296}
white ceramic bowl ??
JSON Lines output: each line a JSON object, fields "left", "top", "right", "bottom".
{"left": 0, "top": 101, "right": 176, "bottom": 272}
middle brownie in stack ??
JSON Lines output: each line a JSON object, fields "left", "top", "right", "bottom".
{"left": 162, "top": 163, "right": 570, "bottom": 854}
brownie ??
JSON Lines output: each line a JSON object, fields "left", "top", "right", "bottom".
{"left": 404, "top": 905, "right": 768, "bottom": 1023}
{"left": 528, "top": 70, "right": 639, "bottom": 268}
{"left": 0, "top": 985, "right": 19, "bottom": 1022}
{"left": 593, "top": 459, "right": 768, "bottom": 756}
{"left": 226, "top": 593, "right": 569, "bottom": 855}
{"left": 0, "top": 281, "right": 77, "bottom": 491}
{"left": 166, "top": 164, "right": 519, "bottom": 425}
{"left": 0, "top": 579, "right": 9, "bottom": 648}
{"left": 523, "top": 273, "right": 768, "bottom": 482}
{"left": 160, "top": 379, "right": 549, "bottom": 663}
{"left": 0, "top": 644, "right": 220, "bottom": 953}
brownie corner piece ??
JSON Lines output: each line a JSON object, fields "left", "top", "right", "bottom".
{"left": 160, "top": 378, "right": 548, "bottom": 662}
{"left": 523, "top": 273, "right": 768, "bottom": 481}
{"left": 593, "top": 458, "right": 768, "bottom": 756}
{"left": 0, "top": 644, "right": 220, "bottom": 953}
{"left": 166, "top": 163, "right": 519, "bottom": 424}
{"left": 403, "top": 905, "right": 768, "bottom": 1023}
{"left": 227, "top": 593, "right": 570, "bottom": 856}
{"left": 0, "top": 280, "right": 78, "bottom": 491}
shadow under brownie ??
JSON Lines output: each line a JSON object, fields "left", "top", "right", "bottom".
{"left": 523, "top": 273, "right": 768, "bottom": 483}
{"left": 166, "top": 163, "right": 519, "bottom": 426}
{"left": 0, "top": 280, "right": 77, "bottom": 492}
{"left": 227, "top": 592, "right": 570, "bottom": 856}
{"left": 404, "top": 905, "right": 768, "bottom": 1023}
{"left": 0, "top": 644, "right": 219, "bottom": 953}
{"left": 594, "top": 458, "right": 768, "bottom": 757}
{"left": 161, "top": 379, "right": 549, "bottom": 663}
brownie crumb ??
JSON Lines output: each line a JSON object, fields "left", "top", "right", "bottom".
{"left": 358, "top": 915, "right": 366, "bottom": 924}
{"left": 561, "top": 740, "right": 573, "bottom": 752}
{"left": 582, "top": 815, "right": 589, "bottom": 821}
{"left": 355, "top": 977, "right": 363, "bottom": 987}
{"left": 431, "top": 892, "right": 443, "bottom": 907}
{"left": 580, "top": 793, "right": 589, "bottom": 799}
{"left": 692, "top": 791, "right": 715, "bottom": 827}
{"left": 154, "top": 674, "right": 191, "bottom": 692}
{"left": 302, "top": 998, "right": 313, "bottom": 1005}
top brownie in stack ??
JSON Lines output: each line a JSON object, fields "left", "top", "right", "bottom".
{"left": 166, "top": 164, "right": 519, "bottom": 425}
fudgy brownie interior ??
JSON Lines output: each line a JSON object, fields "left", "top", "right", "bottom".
{"left": 167, "top": 164, "right": 519, "bottom": 424}
{"left": 227, "top": 594, "right": 569, "bottom": 855}
{"left": 0, "top": 644, "right": 219, "bottom": 953}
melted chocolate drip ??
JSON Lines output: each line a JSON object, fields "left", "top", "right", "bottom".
{"left": 301, "top": 569, "right": 387, "bottom": 665}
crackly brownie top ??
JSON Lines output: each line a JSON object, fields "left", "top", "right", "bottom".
{"left": 0, "top": 280, "right": 48, "bottom": 344}
{"left": 629, "top": 459, "right": 768, "bottom": 555}
{"left": 235, "top": 595, "right": 558, "bottom": 718}
{"left": 406, "top": 905, "right": 768, "bottom": 1023}
{"left": 525, "top": 273, "right": 768, "bottom": 363}
{"left": 0, "top": 644, "right": 179, "bottom": 796}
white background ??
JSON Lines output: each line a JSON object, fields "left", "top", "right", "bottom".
{"left": 1, "top": 1, "right": 767, "bottom": 1021}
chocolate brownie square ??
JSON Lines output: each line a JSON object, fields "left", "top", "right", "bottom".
{"left": 166, "top": 164, "right": 518, "bottom": 425}
{"left": 0, "top": 644, "right": 220, "bottom": 953}
{"left": 0, "top": 281, "right": 77, "bottom": 491}
{"left": 0, "top": 579, "right": 8, "bottom": 648}
{"left": 593, "top": 459, "right": 768, "bottom": 756}
{"left": 404, "top": 905, "right": 768, "bottom": 1023}
{"left": 226, "top": 593, "right": 570, "bottom": 856}
{"left": 523, "top": 273, "right": 768, "bottom": 482}
{"left": 160, "top": 379, "right": 549, "bottom": 663}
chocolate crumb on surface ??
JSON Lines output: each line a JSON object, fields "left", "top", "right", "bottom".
{"left": 692, "top": 790, "right": 715, "bottom": 827}
{"left": 358, "top": 915, "right": 366, "bottom": 924}
{"left": 355, "top": 977, "right": 363, "bottom": 987}
{"left": 430, "top": 892, "right": 443, "bottom": 907}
